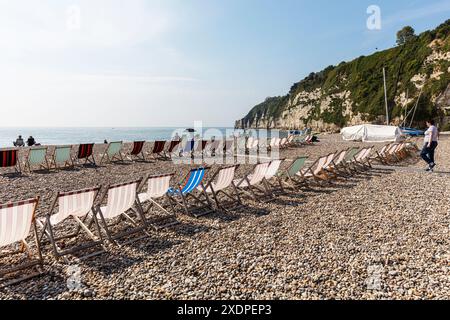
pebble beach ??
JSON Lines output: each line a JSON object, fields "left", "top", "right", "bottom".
{"left": 1, "top": 134, "right": 449, "bottom": 300}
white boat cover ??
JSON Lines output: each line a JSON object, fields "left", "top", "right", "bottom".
{"left": 341, "top": 125, "right": 404, "bottom": 143}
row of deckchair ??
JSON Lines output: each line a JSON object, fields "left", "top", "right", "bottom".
{"left": 0, "top": 136, "right": 302, "bottom": 174}
{"left": 0, "top": 141, "right": 417, "bottom": 286}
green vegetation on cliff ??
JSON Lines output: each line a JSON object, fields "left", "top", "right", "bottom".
{"left": 237, "top": 20, "right": 450, "bottom": 129}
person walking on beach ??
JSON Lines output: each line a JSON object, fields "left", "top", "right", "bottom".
{"left": 421, "top": 120, "right": 439, "bottom": 172}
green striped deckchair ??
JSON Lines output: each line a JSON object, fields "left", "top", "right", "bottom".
{"left": 26, "top": 147, "right": 50, "bottom": 172}
{"left": 51, "top": 146, "right": 74, "bottom": 169}
{"left": 100, "top": 141, "right": 124, "bottom": 165}
{"left": 276, "top": 156, "right": 309, "bottom": 189}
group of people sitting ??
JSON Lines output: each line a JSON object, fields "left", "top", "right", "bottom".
{"left": 13, "top": 135, "right": 38, "bottom": 147}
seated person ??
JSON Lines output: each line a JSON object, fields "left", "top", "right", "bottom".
{"left": 27, "top": 136, "right": 36, "bottom": 147}
{"left": 14, "top": 135, "right": 25, "bottom": 147}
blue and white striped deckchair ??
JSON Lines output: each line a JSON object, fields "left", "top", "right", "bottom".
{"left": 167, "top": 167, "right": 214, "bottom": 217}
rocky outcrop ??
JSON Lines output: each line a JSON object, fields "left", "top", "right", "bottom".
{"left": 236, "top": 20, "right": 450, "bottom": 131}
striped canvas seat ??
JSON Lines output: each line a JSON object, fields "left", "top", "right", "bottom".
{"left": 299, "top": 156, "right": 328, "bottom": 178}
{"left": 202, "top": 165, "right": 237, "bottom": 193}
{"left": 76, "top": 143, "right": 96, "bottom": 166}
{"left": 99, "top": 181, "right": 140, "bottom": 220}
{"left": 264, "top": 160, "right": 284, "bottom": 180}
{"left": 39, "top": 187, "right": 104, "bottom": 260}
{"left": 131, "top": 141, "right": 145, "bottom": 156}
{"left": 234, "top": 162, "right": 269, "bottom": 188}
{"left": 26, "top": 147, "right": 49, "bottom": 172}
{"left": 52, "top": 146, "right": 73, "bottom": 168}
{"left": 222, "top": 140, "right": 234, "bottom": 156}
{"left": 152, "top": 141, "right": 166, "bottom": 155}
{"left": 100, "top": 142, "right": 124, "bottom": 164}
{"left": 0, "top": 197, "right": 43, "bottom": 285}
{"left": 139, "top": 174, "right": 172, "bottom": 203}
{"left": 95, "top": 179, "right": 147, "bottom": 245}
{"left": 47, "top": 188, "right": 99, "bottom": 226}
{"left": 167, "top": 168, "right": 213, "bottom": 217}
{"left": 28, "top": 147, "right": 47, "bottom": 165}
{"left": 168, "top": 168, "right": 206, "bottom": 196}
{"left": 78, "top": 143, "right": 94, "bottom": 159}
{"left": 0, "top": 199, "right": 38, "bottom": 247}
{"left": 0, "top": 149, "right": 20, "bottom": 173}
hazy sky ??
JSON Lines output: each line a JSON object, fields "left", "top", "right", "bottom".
{"left": 0, "top": 0, "right": 449, "bottom": 127}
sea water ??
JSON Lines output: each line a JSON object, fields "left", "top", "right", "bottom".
{"left": 0, "top": 127, "right": 277, "bottom": 148}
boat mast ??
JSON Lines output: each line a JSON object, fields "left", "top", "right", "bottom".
{"left": 383, "top": 67, "right": 389, "bottom": 125}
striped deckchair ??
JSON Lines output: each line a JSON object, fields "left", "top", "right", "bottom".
{"left": 325, "top": 148, "right": 350, "bottom": 177}
{"left": 50, "top": 146, "right": 74, "bottom": 169}
{"left": 201, "top": 165, "right": 241, "bottom": 210}
{"left": 276, "top": 156, "right": 309, "bottom": 190}
{"left": 0, "top": 149, "right": 21, "bottom": 174}
{"left": 37, "top": 187, "right": 104, "bottom": 261}
{"left": 100, "top": 141, "right": 124, "bottom": 165}
{"left": 0, "top": 197, "right": 43, "bottom": 286}
{"left": 166, "top": 140, "right": 182, "bottom": 159}
{"left": 296, "top": 154, "right": 330, "bottom": 185}
{"left": 334, "top": 147, "right": 360, "bottom": 176}
{"left": 148, "top": 141, "right": 167, "bottom": 160}
{"left": 25, "top": 146, "right": 50, "bottom": 172}
{"left": 95, "top": 179, "right": 147, "bottom": 245}
{"left": 76, "top": 143, "right": 96, "bottom": 166}
{"left": 167, "top": 167, "right": 214, "bottom": 217}
{"left": 233, "top": 162, "right": 270, "bottom": 201}
{"left": 349, "top": 147, "right": 374, "bottom": 172}
{"left": 138, "top": 173, "right": 178, "bottom": 230}
{"left": 127, "top": 141, "right": 146, "bottom": 162}
{"left": 262, "top": 159, "right": 286, "bottom": 195}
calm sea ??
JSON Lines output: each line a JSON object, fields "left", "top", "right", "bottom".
{"left": 0, "top": 127, "right": 276, "bottom": 148}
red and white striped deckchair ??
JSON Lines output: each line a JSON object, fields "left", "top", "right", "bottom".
{"left": 350, "top": 147, "right": 374, "bottom": 171}
{"left": 38, "top": 187, "right": 104, "bottom": 261}
{"left": 127, "top": 141, "right": 146, "bottom": 162}
{"left": 193, "top": 140, "right": 209, "bottom": 158}
{"left": 221, "top": 140, "right": 235, "bottom": 157}
{"left": 0, "top": 197, "right": 43, "bottom": 286}
{"left": 262, "top": 159, "right": 286, "bottom": 194}
{"left": 233, "top": 162, "right": 270, "bottom": 200}
{"left": 148, "top": 141, "right": 167, "bottom": 160}
{"left": 165, "top": 140, "right": 182, "bottom": 159}
{"left": 138, "top": 173, "right": 178, "bottom": 230}
{"left": 205, "top": 140, "right": 223, "bottom": 157}
{"left": 201, "top": 165, "right": 241, "bottom": 210}
{"left": 246, "top": 137, "right": 259, "bottom": 154}
{"left": 296, "top": 155, "right": 330, "bottom": 185}
{"left": 76, "top": 143, "right": 96, "bottom": 166}
{"left": 95, "top": 179, "right": 147, "bottom": 245}
{"left": 0, "top": 149, "right": 22, "bottom": 174}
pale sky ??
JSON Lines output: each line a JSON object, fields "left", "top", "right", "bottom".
{"left": 0, "top": 0, "right": 449, "bottom": 127}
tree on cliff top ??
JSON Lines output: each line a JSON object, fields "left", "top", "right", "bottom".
{"left": 396, "top": 26, "right": 416, "bottom": 45}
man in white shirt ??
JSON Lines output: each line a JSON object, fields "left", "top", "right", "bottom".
{"left": 421, "top": 120, "right": 439, "bottom": 172}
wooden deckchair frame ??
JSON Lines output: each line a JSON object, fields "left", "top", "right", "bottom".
{"left": 126, "top": 141, "right": 146, "bottom": 162}
{"left": 276, "top": 156, "right": 309, "bottom": 190}
{"left": 234, "top": 163, "right": 271, "bottom": 201}
{"left": 100, "top": 141, "right": 124, "bottom": 165}
{"left": 261, "top": 159, "right": 286, "bottom": 195}
{"left": 25, "top": 146, "right": 50, "bottom": 173}
{"left": 138, "top": 173, "right": 179, "bottom": 230}
{"left": 76, "top": 143, "right": 96, "bottom": 166}
{"left": 148, "top": 141, "right": 167, "bottom": 160}
{"left": 0, "top": 197, "right": 44, "bottom": 287}
{"left": 50, "top": 145, "right": 74, "bottom": 169}
{"left": 37, "top": 187, "right": 106, "bottom": 262}
{"left": 167, "top": 168, "right": 215, "bottom": 218}
{"left": 203, "top": 165, "right": 242, "bottom": 211}
{"left": 165, "top": 140, "right": 182, "bottom": 159}
{"left": 95, "top": 179, "right": 148, "bottom": 246}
